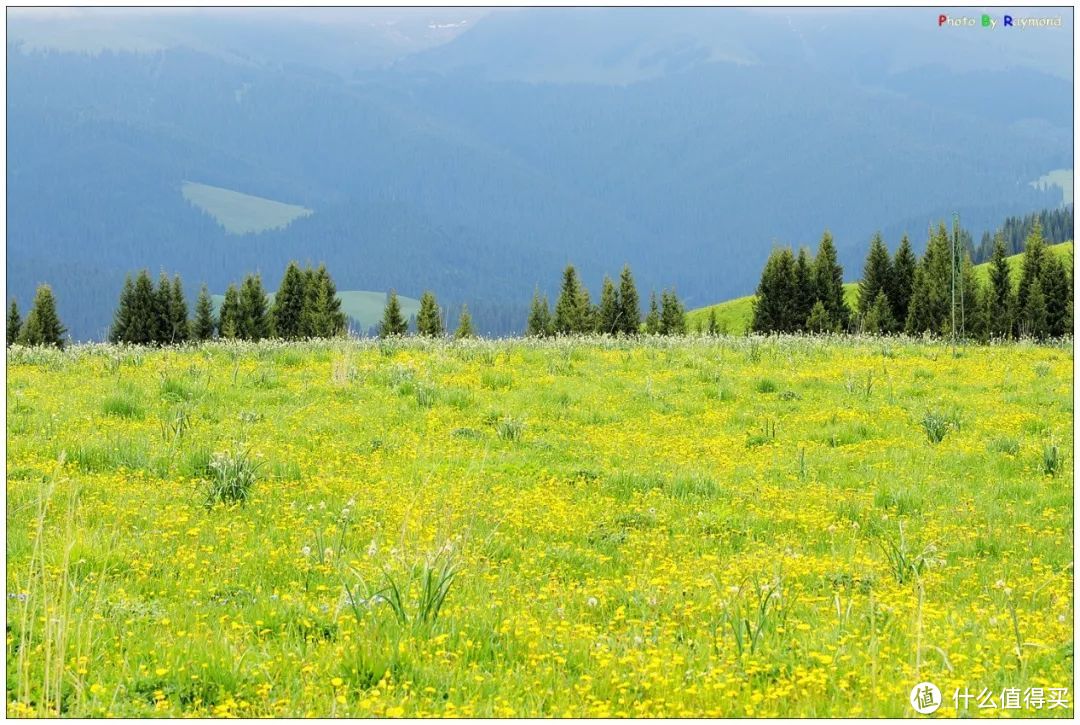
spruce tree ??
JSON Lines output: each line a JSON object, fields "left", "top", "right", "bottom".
{"left": 219, "top": 284, "right": 242, "bottom": 340}
{"left": 122, "top": 270, "right": 160, "bottom": 345}
{"left": 617, "top": 264, "right": 641, "bottom": 335}
{"left": 416, "top": 291, "right": 444, "bottom": 337}
{"left": 813, "top": 230, "right": 850, "bottom": 331}
{"left": 805, "top": 300, "right": 830, "bottom": 333}
{"left": 793, "top": 248, "right": 816, "bottom": 330}
{"left": 7, "top": 300, "right": 21, "bottom": 347}
{"left": 193, "top": 285, "right": 216, "bottom": 341}
{"left": 857, "top": 233, "right": 892, "bottom": 326}
{"left": 312, "top": 264, "right": 346, "bottom": 338}
{"left": 454, "top": 305, "right": 475, "bottom": 339}
{"left": 165, "top": 275, "right": 189, "bottom": 344}
{"left": 644, "top": 292, "right": 661, "bottom": 335}
{"left": 109, "top": 276, "right": 134, "bottom": 344}
{"left": 889, "top": 234, "right": 917, "bottom": 326}
{"left": 659, "top": 289, "right": 687, "bottom": 335}
{"left": 958, "top": 253, "right": 984, "bottom": 340}
{"left": 239, "top": 274, "right": 271, "bottom": 341}
{"left": 17, "top": 284, "right": 66, "bottom": 348}
{"left": 751, "top": 248, "right": 798, "bottom": 333}
{"left": 597, "top": 276, "right": 620, "bottom": 335}
{"left": 1041, "top": 254, "right": 1071, "bottom": 338}
{"left": 987, "top": 234, "right": 1014, "bottom": 339}
{"left": 707, "top": 308, "right": 719, "bottom": 336}
{"left": 1019, "top": 276, "right": 1049, "bottom": 340}
{"left": 863, "top": 290, "right": 895, "bottom": 335}
{"left": 554, "top": 265, "right": 589, "bottom": 334}
{"left": 153, "top": 271, "right": 173, "bottom": 344}
{"left": 379, "top": 290, "right": 408, "bottom": 337}
{"left": 964, "top": 265, "right": 990, "bottom": 342}
{"left": 272, "top": 262, "right": 308, "bottom": 340}
{"left": 527, "top": 288, "right": 553, "bottom": 337}
{"left": 579, "top": 286, "right": 595, "bottom": 334}
{"left": 904, "top": 224, "right": 951, "bottom": 336}
{"left": 299, "top": 266, "right": 319, "bottom": 338}
{"left": 1017, "top": 219, "right": 1046, "bottom": 314}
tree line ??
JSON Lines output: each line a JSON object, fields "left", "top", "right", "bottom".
{"left": 103, "top": 261, "right": 348, "bottom": 345}
{"left": 526, "top": 264, "right": 686, "bottom": 337}
{"left": 975, "top": 206, "right": 1072, "bottom": 262}
{"left": 8, "top": 225, "right": 1071, "bottom": 349}
{"left": 751, "top": 221, "right": 1072, "bottom": 340}
{"left": 376, "top": 289, "right": 475, "bottom": 339}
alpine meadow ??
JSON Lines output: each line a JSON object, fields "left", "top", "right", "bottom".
{"left": 5, "top": 5, "right": 1076, "bottom": 721}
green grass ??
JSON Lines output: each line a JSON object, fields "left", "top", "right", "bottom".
{"left": 689, "top": 241, "right": 1073, "bottom": 335}
{"left": 6, "top": 336, "right": 1072, "bottom": 717}
{"left": 181, "top": 181, "right": 313, "bottom": 234}
{"left": 211, "top": 290, "right": 421, "bottom": 332}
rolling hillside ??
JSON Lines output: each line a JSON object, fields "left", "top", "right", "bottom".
{"left": 687, "top": 242, "right": 1074, "bottom": 334}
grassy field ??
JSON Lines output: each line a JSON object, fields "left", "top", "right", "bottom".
{"left": 212, "top": 291, "right": 422, "bottom": 333}
{"left": 181, "top": 181, "right": 313, "bottom": 235}
{"left": 688, "top": 242, "right": 1073, "bottom": 335}
{"left": 6, "top": 336, "right": 1073, "bottom": 717}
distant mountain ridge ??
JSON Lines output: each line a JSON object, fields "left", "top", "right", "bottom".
{"left": 6, "top": 7, "right": 1073, "bottom": 340}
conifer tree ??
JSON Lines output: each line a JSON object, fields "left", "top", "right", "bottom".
{"left": 164, "top": 275, "right": 189, "bottom": 344}
{"left": 905, "top": 224, "right": 951, "bottom": 335}
{"left": 751, "top": 248, "right": 798, "bottom": 333}
{"left": 312, "top": 264, "right": 346, "bottom": 338}
{"left": 7, "top": 300, "right": 21, "bottom": 347}
{"left": 298, "top": 266, "right": 319, "bottom": 338}
{"left": 416, "top": 291, "right": 444, "bottom": 337}
{"left": 958, "top": 252, "right": 985, "bottom": 340}
{"left": 793, "top": 248, "right": 816, "bottom": 330}
{"left": 659, "top": 289, "right": 687, "bottom": 335}
{"left": 379, "top": 290, "right": 408, "bottom": 337}
{"left": 153, "top": 271, "right": 173, "bottom": 344}
{"left": 193, "top": 284, "right": 216, "bottom": 341}
{"left": 1019, "top": 276, "right": 1049, "bottom": 340}
{"left": 1041, "top": 253, "right": 1071, "bottom": 338}
{"left": 597, "top": 276, "right": 621, "bottom": 335}
{"left": 554, "top": 265, "right": 589, "bottom": 334}
{"left": 805, "top": 300, "right": 830, "bottom": 333}
{"left": 109, "top": 276, "right": 134, "bottom": 344}
{"left": 964, "top": 266, "right": 990, "bottom": 342}
{"left": 644, "top": 292, "right": 661, "bottom": 334}
{"left": 120, "top": 270, "right": 160, "bottom": 345}
{"left": 813, "top": 230, "right": 850, "bottom": 331}
{"left": 863, "top": 290, "right": 895, "bottom": 335}
{"left": 527, "top": 288, "right": 553, "bottom": 337}
{"left": 987, "top": 234, "right": 1014, "bottom": 339}
{"left": 889, "top": 234, "right": 917, "bottom": 326}
{"left": 239, "top": 274, "right": 271, "bottom": 341}
{"left": 617, "top": 264, "right": 641, "bottom": 335}
{"left": 707, "top": 308, "right": 719, "bottom": 336}
{"left": 219, "top": 284, "right": 242, "bottom": 339}
{"left": 454, "top": 304, "right": 475, "bottom": 339}
{"left": 272, "top": 261, "right": 308, "bottom": 340}
{"left": 857, "top": 233, "right": 892, "bottom": 325}
{"left": 1017, "top": 219, "right": 1046, "bottom": 315}
{"left": 17, "top": 284, "right": 66, "bottom": 348}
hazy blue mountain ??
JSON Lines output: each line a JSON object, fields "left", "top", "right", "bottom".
{"left": 6, "top": 7, "right": 1073, "bottom": 340}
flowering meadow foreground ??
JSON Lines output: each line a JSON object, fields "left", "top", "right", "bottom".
{"left": 6, "top": 336, "right": 1073, "bottom": 717}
